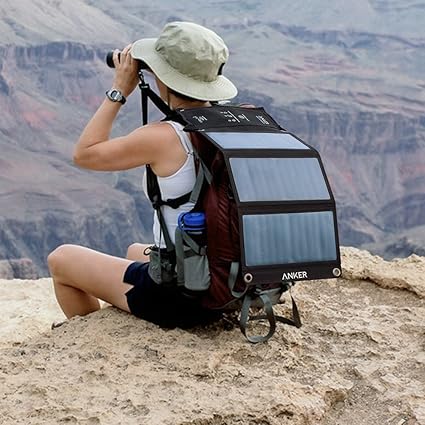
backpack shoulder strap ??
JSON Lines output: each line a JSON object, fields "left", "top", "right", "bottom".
{"left": 145, "top": 165, "right": 175, "bottom": 253}
{"left": 144, "top": 122, "right": 212, "bottom": 251}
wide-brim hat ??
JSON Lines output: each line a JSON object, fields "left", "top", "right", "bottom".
{"left": 131, "top": 21, "right": 237, "bottom": 101}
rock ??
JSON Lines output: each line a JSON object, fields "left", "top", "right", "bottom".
{"left": 0, "top": 258, "right": 39, "bottom": 279}
{"left": 1, "top": 246, "right": 424, "bottom": 424}
{"left": 341, "top": 246, "right": 425, "bottom": 298}
{"left": 0, "top": 260, "right": 14, "bottom": 279}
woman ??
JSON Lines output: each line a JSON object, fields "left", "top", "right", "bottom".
{"left": 47, "top": 21, "right": 237, "bottom": 328}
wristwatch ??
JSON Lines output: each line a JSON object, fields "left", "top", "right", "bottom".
{"left": 105, "top": 89, "right": 126, "bottom": 105}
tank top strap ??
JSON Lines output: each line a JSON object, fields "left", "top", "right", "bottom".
{"left": 166, "top": 121, "right": 193, "bottom": 154}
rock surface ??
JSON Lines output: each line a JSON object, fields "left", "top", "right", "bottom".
{"left": 0, "top": 258, "right": 38, "bottom": 279}
{"left": 0, "top": 247, "right": 424, "bottom": 424}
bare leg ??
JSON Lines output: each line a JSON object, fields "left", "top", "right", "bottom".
{"left": 47, "top": 244, "right": 134, "bottom": 319}
{"left": 126, "top": 243, "right": 151, "bottom": 262}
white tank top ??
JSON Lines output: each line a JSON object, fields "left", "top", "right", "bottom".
{"left": 142, "top": 121, "right": 196, "bottom": 247}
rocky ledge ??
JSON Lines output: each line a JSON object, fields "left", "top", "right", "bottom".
{"left": 0, "top": 247, "right": 424, "bottom": 425}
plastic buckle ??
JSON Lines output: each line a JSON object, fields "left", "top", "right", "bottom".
{"left": 151, "top": 195, "right": 162, "bottom": 210}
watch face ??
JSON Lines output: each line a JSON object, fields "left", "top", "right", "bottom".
{"left": 110, "top": 90, "right": 120, "bottom": 101}
{"left": 106, "top": 89, "right": 125, "bottom": 104}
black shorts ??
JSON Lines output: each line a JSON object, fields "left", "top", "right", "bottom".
{"left": 124, "top": 262, "right": 221, "bottom": 329}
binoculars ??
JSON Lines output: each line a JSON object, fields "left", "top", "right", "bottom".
{"left": 105, "top": 51, "right": 149, "bottom": 70}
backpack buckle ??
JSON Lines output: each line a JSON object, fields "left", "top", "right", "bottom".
{"left": 151, "top": 195, "right": 162, "bottom": 210}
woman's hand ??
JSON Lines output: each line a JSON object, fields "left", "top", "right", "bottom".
{"left": 112, "top": 44, "right": 140, "bottom": 97}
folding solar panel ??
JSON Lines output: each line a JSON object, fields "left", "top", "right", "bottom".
{"left": 179, "top": 106, "right": 341, "bottom": 286}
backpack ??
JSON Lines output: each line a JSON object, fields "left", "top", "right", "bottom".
{"left": 138, "top": 82, "right": 341, "bottom": 343}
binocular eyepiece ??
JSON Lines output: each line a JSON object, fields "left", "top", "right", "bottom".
{"left": 105, "top": 51, "right": 149, "bottom": 70}
{"left": 105, "top": 51, "right": 119, "bottom": 68}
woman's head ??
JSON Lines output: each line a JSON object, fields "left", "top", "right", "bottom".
{"left": 130, "top": 21, "right": 237, "bottom": 103}
{"left": 153, "top": 75, "right": 209, "bottom": 109}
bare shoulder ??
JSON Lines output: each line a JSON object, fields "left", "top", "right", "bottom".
{"left": 134, "top": 121, "right": 188, "bottom": 176}
{"left": 133, "top": 120, "right": 179, "bottom": 140}
{"left": 127, "top": 120, "right": 179, "bottom": 152}
{"left": 73, "top": 121, "right": 181, "bottom": 172}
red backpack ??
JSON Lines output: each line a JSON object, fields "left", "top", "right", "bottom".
{"left": 138, "top": 81, "right": 340, "bottom": 342}
{"left": 144, "top": 104, "right": 341, "bottom": 343}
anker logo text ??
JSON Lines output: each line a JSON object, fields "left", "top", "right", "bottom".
{"left": 281, "top": 271, "right": 308, "bottom": 280}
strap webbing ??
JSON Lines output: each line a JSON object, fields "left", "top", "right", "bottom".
{"left": 145, "top": 164, "right": 174, "bottom": 253}
{"left": 250, "top": 293, "right": 302, "bottom": 329}
{"left": 138, "top": 71, "right": 175, "bottom": 126}
{"left": 156, "top": 205, "right": 174, "bottom": 253}
{"left": 187, "top": 150, "right": 213, "bottom": 208}
{"left": 175, "top": 227, "right": 185, "bottom": 285}
{"left": 163, "top": 192, "right": 191, "bottom": 209}
{"left": 182, "top": 231, "right": 205, "bottom": 255}
{"left": 240, "top": 293, "right": 276, "bottom": 344}
{"left": 228, "top": 261, "right": 247, "bottom": 298}
{"left": 239, "top": 290, "right": 302, "bottom": 344}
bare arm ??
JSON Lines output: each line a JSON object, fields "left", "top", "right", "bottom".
{"left": 73, "top": 44, "right": 144, "bottom": 170}
{"left": 73, "top": 122, "right": 173, "bottom": 171}
{"left": 74, "top": 98, "right": 122, "bottom": 155}
{"left": 73, "top": 45, "right": 185, "bottom": 175}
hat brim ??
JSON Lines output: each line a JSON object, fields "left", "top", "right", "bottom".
{"left": 131, "top": 38, "right": 237, "bottom": 102}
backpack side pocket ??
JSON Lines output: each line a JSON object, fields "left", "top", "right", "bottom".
{"left": 175, "top": 227, "right": 211, "bottom": 292}
{"left": 148, "top": 246, "right": 176, "bottom": 284}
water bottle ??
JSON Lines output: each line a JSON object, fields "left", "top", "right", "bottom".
{"left": 178, "top": 212, "right": 207, "bottom": 247}
{"left": 177, "top": 211, "right": 210, "bottom": 292}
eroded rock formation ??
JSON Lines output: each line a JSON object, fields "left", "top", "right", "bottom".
{"left": 0, "top": 258, "right": 38, "bottom": 279}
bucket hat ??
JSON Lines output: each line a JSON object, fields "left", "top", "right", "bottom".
{"left": 131, "top": 21, "right": 237, "bottom": 101}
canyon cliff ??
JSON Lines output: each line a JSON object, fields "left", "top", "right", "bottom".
{"left": 0, "top": 1, "right": 424, "bottom": 275}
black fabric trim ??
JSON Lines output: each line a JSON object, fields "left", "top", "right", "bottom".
{"left": 162, "top": 192, "right": 192, "bottom": 209}
{"left": 176, "top": 106, "right": 284, "bottom": 132}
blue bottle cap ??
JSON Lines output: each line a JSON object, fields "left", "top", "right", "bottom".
{"left": 185, "top": 212, "right": 205, "bottom": 227}
{"left": 178, "top": 212, "right": 206, "bottom": 230}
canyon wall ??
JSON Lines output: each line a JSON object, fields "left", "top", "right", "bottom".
{"left": 0, "top": 2, "right": 423, "bottom": 276}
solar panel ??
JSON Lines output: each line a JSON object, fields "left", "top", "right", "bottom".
{"left": 207, "top": 132, "right": 310, "bottom": 150}
{"left": 242, "top": 212, "right": 337, "bottom": 267}
{"left": 177, "top": 106, "right": 341, "bottom": 284}
{"left": 230, "top": 157, "right": 330, "bottom": 202}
